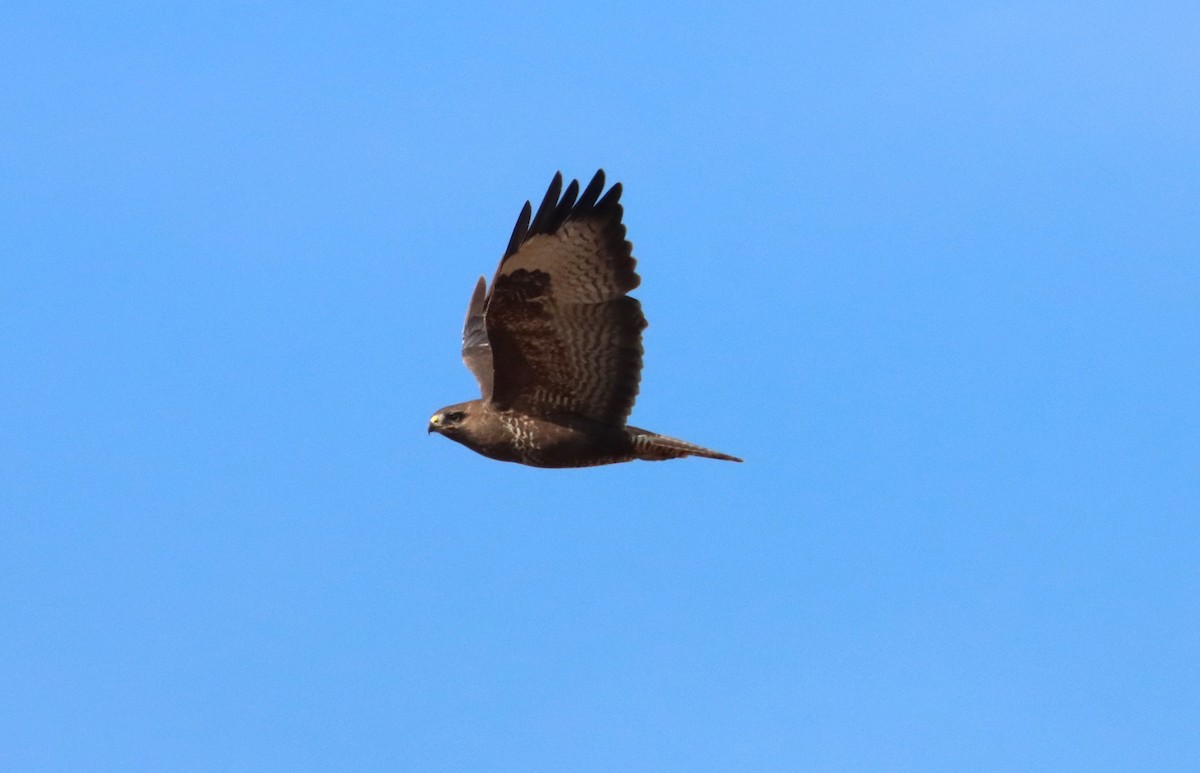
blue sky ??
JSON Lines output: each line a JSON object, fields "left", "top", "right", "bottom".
{"left": 2, "top": 2, "right": 1197, "bottom": 770}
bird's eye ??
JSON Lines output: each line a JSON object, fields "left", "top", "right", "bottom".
{"left": 444, "top": 411, "right": 465, "bottom": 423}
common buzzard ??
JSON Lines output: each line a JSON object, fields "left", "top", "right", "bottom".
{"left": 428, "top": 170, "right": 741, "bottom": 467}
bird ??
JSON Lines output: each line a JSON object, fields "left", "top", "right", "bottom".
{"left": 428, "top": 170, "right": 741, "bottom": 468}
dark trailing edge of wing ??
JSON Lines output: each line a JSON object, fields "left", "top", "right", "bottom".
{"left": 501, "top": 170, "right": 624, "bottom": 262}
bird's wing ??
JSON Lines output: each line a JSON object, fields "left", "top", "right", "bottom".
{"left": 483, "top": 170, "right": 646, "bottom": 426}
{"left": 461, "top": 275, "right": 493, "bottom": 398}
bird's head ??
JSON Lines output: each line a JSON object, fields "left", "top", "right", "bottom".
{"left": 428, "top": 402, "right": 473, "bottom": 437}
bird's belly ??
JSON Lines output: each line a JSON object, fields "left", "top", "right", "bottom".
{"left": 498, "top": 415, "right": 632, "bottom": 468}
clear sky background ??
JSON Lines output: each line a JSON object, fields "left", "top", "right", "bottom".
{"left": 2, "top": 2, "right": 1197, "bottom": 770}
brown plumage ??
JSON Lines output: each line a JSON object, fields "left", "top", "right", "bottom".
{"left": 428, "top": 170, "right": 741, "bottom": 467}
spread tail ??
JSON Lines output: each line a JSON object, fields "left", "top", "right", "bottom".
{"left": 628, "top": 427, "right": 742, "bottom": 463}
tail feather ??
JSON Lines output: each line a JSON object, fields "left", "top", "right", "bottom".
{"left": 628, "top": 427, "right": 742, "bottom": 463}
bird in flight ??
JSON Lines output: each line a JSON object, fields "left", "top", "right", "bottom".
{"left": 428, "top": 170, "right": 741, "bottom": 467}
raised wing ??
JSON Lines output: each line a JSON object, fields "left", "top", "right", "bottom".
{"left": 483, "top": 170, "right": 647, "bottom": 426}
{"left": 461, "top": 275, "right": 493, "bottom": 398}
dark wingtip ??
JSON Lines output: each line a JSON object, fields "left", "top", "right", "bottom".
{"left": 505, "top": 201, "right": 532, "bottom": 257}
{"left": 502, "top": 169, "right": 625, "bottom": 260}
{"left": 576, "top": 169, "right": 606, "bottom": 211}
{"left": 595, "top": 181, "right": 622, "bottom": 212}
{"left": 528, "top": 172, "right": 564, "bottom": 235}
